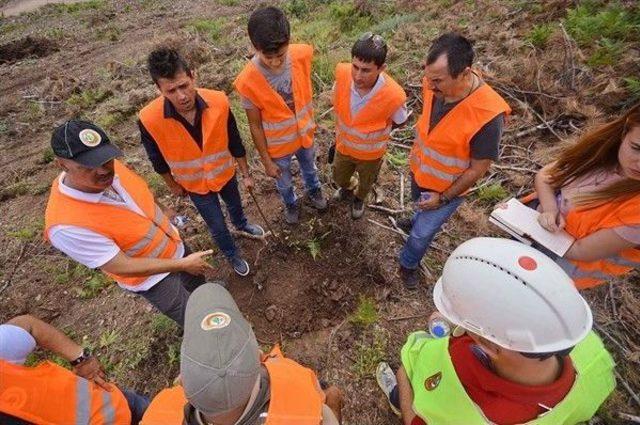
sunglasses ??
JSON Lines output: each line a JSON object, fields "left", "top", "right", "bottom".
{"left": 359, "top": 32, "right": 386, "bottom": 49}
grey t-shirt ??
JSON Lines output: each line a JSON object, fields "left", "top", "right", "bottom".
{"left": 429, "top": 95, "right": 504, "bottom": 160}
{"left": 241, "top": 56, "right": 295, "bottom": 112}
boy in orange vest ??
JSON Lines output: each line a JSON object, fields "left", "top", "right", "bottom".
{"left": 234, "top": 6, "right": 327, "bottom": 225}
{"left": 140, "top": 283, "right": 343, "bottom": 424}
{"left": 399, "top": 33, "right": 510, "bottom": 289}
{"left": 0, "top": 314, "right": 148, "bottom": 424}
{"left": 332, "top": 33, "right": 408, "bottom": 219}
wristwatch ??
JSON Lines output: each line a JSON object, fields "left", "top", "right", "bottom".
{"left": 70, "top": 348, "right": 92, "bottom": 367}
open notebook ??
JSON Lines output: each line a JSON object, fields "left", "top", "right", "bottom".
{"left": 489, "top": 198, "right": 575, "bottom": 256}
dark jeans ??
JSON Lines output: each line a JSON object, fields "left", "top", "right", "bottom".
{"left": 189, "top": 176, "right": 248, "bottom": 259}
{"left": 122, "top": 388, "right": 150, "bottom": 425}
{"left": 137, "top": 246, "right": 205, "bottom": 327}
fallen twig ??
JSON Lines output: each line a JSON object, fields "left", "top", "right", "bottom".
{"left": 367, "top": 204, "right": 405, "bottom": 215}
{"left": 231, "top": 229, "right": 272, "bottom": 241}
{"left": 318, "top": 106, "right": 334, "bottom": 121}
{"left": 491, "top": 164, "right": 537, "bottom": 174}
{"left": 593, "top": 323, "right": 630, "bottom": 355}
{"left": 615, "top": 369, "right": 640, "bottom": 409}
{"left": 400, "top": 173, "right": 405, "bottom": 211}
{"left": 389, "top": 313, "right": 424, "bottom": 322}
{"left": 0, "top": 243, "right": 29, "bottom": 295}
{"left": 619, "top": 413, "right": 640, "bottom": 424}
{"left": 608, "top": 283, "right": 618, "bottom": 319}
{"left": 559, "top": 23, "right": 577, "bottom": 91}
{"left": 388, "top": 141, "right": 412, "bottom": 150}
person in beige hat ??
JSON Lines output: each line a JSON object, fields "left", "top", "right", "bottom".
{"left": 140, "top": 282, "right": 343, "bottom": 424}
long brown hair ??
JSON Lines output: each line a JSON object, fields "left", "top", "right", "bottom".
{"left": 547, "top": 103, "right": 640, "bottom": 207}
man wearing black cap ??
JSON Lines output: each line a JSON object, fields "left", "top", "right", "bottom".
{"left": 44, "top": 120, "right": 215, "bottom": 327}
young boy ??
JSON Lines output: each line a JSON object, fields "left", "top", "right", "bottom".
{"left": 234, "top": 6, "right": 326, "bottom": 224}
{"left": 332, "top": 33, "right": 408, "bottom": 219}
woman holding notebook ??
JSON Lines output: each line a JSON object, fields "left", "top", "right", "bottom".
{"left": 533, "top": 103, "right": 640, "bottom": 289}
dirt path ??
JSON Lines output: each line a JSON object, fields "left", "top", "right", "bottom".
{"left": 1, "top": 0, "right": 89, "bottom": 16}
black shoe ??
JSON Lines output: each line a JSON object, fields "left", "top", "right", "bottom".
{"left": 399, "top": 266, "right": 419, "bottom": 290}
{"left": 351, "top": 198, "right": 364, "bottom": 219}
{"left": 396, "top": 216, "right": 413, "bottom": 234}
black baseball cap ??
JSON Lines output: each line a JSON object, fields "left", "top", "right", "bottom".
{"left": 51, "top": 120, "right": 122, "bottom": 168}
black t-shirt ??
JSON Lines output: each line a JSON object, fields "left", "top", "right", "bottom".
{"left": 429, "top": 95, "right": 504, "bottom": 160}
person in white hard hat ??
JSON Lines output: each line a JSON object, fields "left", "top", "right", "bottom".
{"left": 375, "top": 237, "right": 616, "bottom": 425}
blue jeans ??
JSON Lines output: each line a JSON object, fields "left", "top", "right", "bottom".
{"left": 122, "top": 388, "right": 150, "bottom": 425}
{"left": 273, "top": 145, "right": 322, "bottom": 207}
{"left": 189, "top": 175, "right": 248, "bottom": 259}
{"left": 399, "top": 178, "right": 464, "bottom": 269}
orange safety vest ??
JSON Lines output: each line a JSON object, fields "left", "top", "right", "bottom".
{"left": 44, "top": 160, "right": 182, "bottom": 287}
{"left": 139, "top": 89, "right": 236, "bottom": 195}
{"left": 140, "top": 346, "right": 325, "bottom": 425}
{"left": 234, "top": 44, "right": 315, "bottom": 159}
{"left": 333, "top": 62, "right": 407, "bottom": 161}
{"left": 560, "top": 194, "right": 640, "bottom": 289}
{"left": 0, "top": 360, "right": 131, "bottom": 425}
{"left": 410, "top": 79, "right": 511, "bottom": 192}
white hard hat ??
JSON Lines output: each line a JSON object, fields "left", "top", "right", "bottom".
{"left": 433, "top": 237, "right": 592, "bottom": 353}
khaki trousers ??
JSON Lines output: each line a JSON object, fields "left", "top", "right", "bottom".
{"left": 332, "top": 150, "right": 383, "bottom": 201}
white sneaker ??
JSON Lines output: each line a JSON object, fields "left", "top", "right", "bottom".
{"left": 376, "top": 362, "right": 401, "bottom": 416}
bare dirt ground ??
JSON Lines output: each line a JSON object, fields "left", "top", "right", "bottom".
{"left": 1, "top": 1, "right": 639, "bottom": 424}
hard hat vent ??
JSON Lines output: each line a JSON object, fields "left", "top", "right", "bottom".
{"left": 454, "top": 255, "right": 528, "bottom": 286}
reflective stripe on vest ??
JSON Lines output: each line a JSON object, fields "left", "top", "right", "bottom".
{"left": 138, "top": 89, "right": 235, "bottom": 194}
{"left": 332, "top": 62, "right": 406, "bottom": 160}
{"left": 400, "top": 332, "right": 615, "bottom": 425}
{"left": 410, "top": 81, "right": 510, "bottom": 192}
{"left": 562, "top": 193, "right": 640, "bottom": 288}
{"left": 0, "top": 360, "right": 130, "bottom": 425}
{"left": 262, "top": 102, "right": 313, "bottom": 131}
{"left": 234, "top": 44, "right": 315, "bottom": 158}
{"left": 44, "top": 161, "right": 182, "bottom": 287}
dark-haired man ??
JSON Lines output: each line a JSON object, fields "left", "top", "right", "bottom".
{"left": 234, "top": 6, "right": 326, "bottom": 225}
{"left": 399, "top": 33, "right": 511, "bottom": 289}
{"left": 139, "top": 47, "right": 264, "bottom": 278}
{"left": 332, "top": 32, "right": 408, "bottom": 219}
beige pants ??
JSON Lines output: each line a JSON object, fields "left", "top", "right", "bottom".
{"left": 332, "top": 150, "right": 383, "bottom": 201}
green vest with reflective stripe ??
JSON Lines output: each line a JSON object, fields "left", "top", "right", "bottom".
{"left": 400, "top": 331, "right": 615, "bottom": 425}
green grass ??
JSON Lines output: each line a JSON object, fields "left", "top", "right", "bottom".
{"left": 307, "top": 238, "right": 321, "bottom": 261}
{"left": 151, "top": 314, "right": 178, "bottom": 335}
{"left": 587, "top": 38, "right": 624, "bottom": 67}
{"left": 1, "top": 181, "right": 31, "bottom": 202}
{"left": 565, "top": 2, "right": 639, "bottom": 47}
{"left": 99, "top": 329, "right": 119, "bottom": 348}
{"left": 66, "top": 89, "right": 110, "bottom": 109}
{"left": 76, "top": 271, "right": 111, "bottom": 299}
{"left": 144, "top": 172, "right": 169, "bottom": 196}
{"left": 50, "top": 0, "right": 105, "bottom": 14}
{"left": 623, "top": 77, "right": 640, "bottom": 103}
{"left": 40, "top": 147, "right": 55, "bottom": 164}
{"left": 526, "top": 23, "right": 554, "bottom": 48}
{"left": 370, "top": 13, "right": 419, "bottom": 36}
{"left": 187, "top": 18, "right": 226, "bottom": 41}
{"left": 96, "top": 25, "right": 121, "bottom": 42}
{"left": 475, "top": 182, "right": 508, "bottom": 205}
{"left": 7, "top": 219, "right": 44, "bottom": 241}
{"left": 351, "top": 327, "right": 386, "bottom": 378}
{"left": 348, "top": 296, "right": 378, "bottom": 328}
{"left": 218, "top": 0, "right": 239, "bottom": 5}
{"left": 385, "top": 148, "right": 408, "bottom": 168}
{"left": 0, "top": 120, "right": 8, "bottom": 135}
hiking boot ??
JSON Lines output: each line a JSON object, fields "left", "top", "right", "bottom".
{"left": 231, "top": 256, "right": 250, "bottom": 277}
{"left": 308, "top": 188, "right": 327, "bottom": 210}
{"left": 284, "top": 203, "right": 299, "bottom": 224}
{"left": 332, "top": 187, "right": 352, "bottom": 202}
{"left": 399, "top": 265, "right": 419, "bottom": 290}
{"left": 351, "top": 198, "right": 364, "bottom": 220}
{"left": 376, "top": 362, "right": 401, "bottom": 417}
{"left": 238, "top": 223, "right": 265, "bottom": 237}
{"left": 396, "top": 216, "right": 413, "bottom": 234}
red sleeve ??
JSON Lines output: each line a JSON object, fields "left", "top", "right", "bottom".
{"left": 411, "top": 417, "right": 427, "bottom": 425}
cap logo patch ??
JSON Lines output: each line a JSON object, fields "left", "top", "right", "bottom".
{"left": 424, "top": 372, "right": 442, "bottom": 391}
{"left": 79, "top": 129, "right": 101, "bottom": 147}
{"left": 201, "top": 312, "right": 231, "bottom": 330}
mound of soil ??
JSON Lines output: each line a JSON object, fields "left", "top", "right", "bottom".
{"left": 0, "top": 36, "right": 58, "bottom": 64}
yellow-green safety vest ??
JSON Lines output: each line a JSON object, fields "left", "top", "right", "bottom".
{"left": 400, "top": 331, "right": 615, "bottom": 425}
